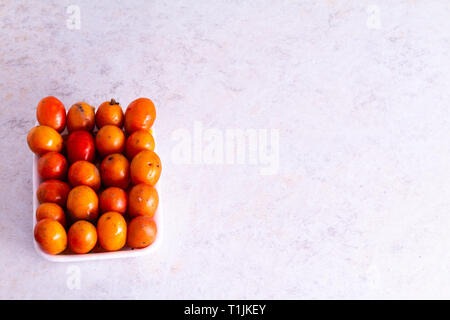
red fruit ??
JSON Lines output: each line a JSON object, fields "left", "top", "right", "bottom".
{"left": 100, "top": 153, "right": 130, "bottom": 189}
{"left": 37, "top": 152, "right": 68, "bottom": 180}
{"left": 36, "top": 96, "right": 66, "bottom": 132}
{"left": 36, "top": 180, "right": 71, "bottom": 207}
{"left": 66, "top": 131, "right": 95, "bottom": 163}
{"left": 99, "top": 187, "right": 127, "bottom": 214}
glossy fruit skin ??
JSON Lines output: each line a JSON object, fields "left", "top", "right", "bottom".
{"left": 36, "top": 203, "right": 66, "bottom": 227}
{"left": 66, "top": 131, "right": 95, "bottom": 163}
{"left": 124, "top": 98, "right": 156, "bottom": 134}
{"left": 130, "top": 150, "right": 162, "bottom": 186}
{"left": 37, "top": 152, "right": 68, "bottom": 180}
{"left": 95, "top": 125, "right": 125, "bottom": 157}
{"left": 37, "top": 180, "right": 71, "bottom": 207}
{"left": 128, "top": 183, "right": 159, "bottom": 218}
{"left": 100, "top": 153, "right": 130, "bottom": 189}
{"left": 36, "top": 96, "right": 66, "bottom": 132}
{"left": 97, "top": 212, "right": 127, "bottom": 251}
{"left": 34, "top": 219, "right": 67, "bottom": 255}
{"left": 67, "top": 102, "right": 95, "bottom": 132}
{"left": 127, "top": 216, "right": 157, "bottom": 249}
{"left": 99, "top": 187, "right": 127, "bottom": 214}
{"left": 68, "top": 160, "right": 101, "bottom": 191}
{"left": 68, "top": 220, "right": 98, "bottom": 254}
{"left": 27, "top": 126, "right": 63, "bottom": 155}
{"left": 125, "top": 129, "right": 155, "bottom": 160}
{"left": 66, "top": 186, "right": 99, "bottom": 222}
{"left": 95, "top": 99, "right": 124, "bottom": 128}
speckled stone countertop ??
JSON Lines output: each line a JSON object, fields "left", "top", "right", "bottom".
{"left": 1, "top": 0, "right": 450, "bottom": 299}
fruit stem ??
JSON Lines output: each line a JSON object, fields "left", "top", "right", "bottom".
{"left": 110, "top": 99, "right": 119, "bottom": 105}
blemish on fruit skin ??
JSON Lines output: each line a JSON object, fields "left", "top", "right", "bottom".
{"left": 75, "top": 104, "right": 84, "bottom": 113}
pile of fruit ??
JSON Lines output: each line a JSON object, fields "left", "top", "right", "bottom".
{"left": 27, "top": 96, "right": 161, "bottom": 255}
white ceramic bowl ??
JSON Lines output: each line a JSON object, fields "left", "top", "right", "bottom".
{"left": 32, "top": 130, "right": 162, "bottom": 262}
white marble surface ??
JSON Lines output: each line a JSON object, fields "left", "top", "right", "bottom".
{"left": 1, "top": 0, "right": 450, "bottom": 299}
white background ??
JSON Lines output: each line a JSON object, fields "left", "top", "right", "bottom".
{"left": 1, "top": 0, "right": 450, "bottom": 299}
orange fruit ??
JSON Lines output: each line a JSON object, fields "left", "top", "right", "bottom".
{"left": 97, "top": 212, "right": 127, "bottom": 251}
{"left": 130, "top": 150, "right": 161, "bottom": 186}
{"left": 68, "top": 160, "right": 101, "bottom": 191}
{"left": 36, "top": 203, "right": 66, "bottom": 227}
{"left": 66, "top": 186, "right": 99, "bottom": 222}
{"left": 127, "top": 216, "right": 157, "bottom": 249}
{"left": 36, "top": 180, "right": 70, "bottom": 207}
{"left": 36, "top": 96, "right": 66, "bottom": 132}
{"left": 34, "top": 219, "right": 67, "bottom": 255}
{"left": 128, "top": 183, "right": 159, "bottom": 218}
{"left": 125, "top": 129, "right": 155, "bottom": 160}
{"left": 95, "top": 125, "right": 125, "bottom": 157}
{"left": 68, "top": 220, "right": 98, "bottom": 254}
{"left": 100, "top": 153, "right": 130, "bottom": 189}
{"left": 124, "top": 98, "right": 156, "bottom": 134}
{"left": 66, "top": 102, "right": 95, "bottom": 132}
{"left": 95, "top": 99, "right": 124, "bottom": 128}
{"left": 99, "top": 187, "right": 127, "bottom": 214}
{"left": 27, "top": 126, "right": 63, "bottom": 155}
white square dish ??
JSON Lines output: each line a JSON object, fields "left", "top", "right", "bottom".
{"left": 32, "top": 131, "right": 163, "bottom": 262}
